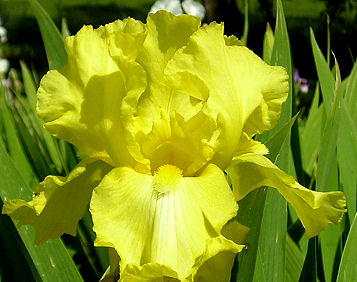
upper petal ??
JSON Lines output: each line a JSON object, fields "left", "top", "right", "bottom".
{"left": 105, "top": 17, "right": 147, "bottom": 60}
{"left": 37, "top": 23, "right": 148, "bottom": 167}
{"left": 2, "top": 158, "right": 113, "bottom": 243}
{"left": 133, "top": 11, "right": 202, "bottom": 141}
{"left": 137, "top": 11, "right": 201, "bottom": 85}
{"left": 226, "top": 153, "right": 346, "bottom": 238}
{"left": 90, "top": 163, "right": 239, "bottom": 279}
{"left": 164, "top": 22, "right": 288, "bottom": 167}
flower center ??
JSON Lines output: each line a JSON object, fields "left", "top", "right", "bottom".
{"left": 153, "top": 164, "right": 183, "bottom": 194}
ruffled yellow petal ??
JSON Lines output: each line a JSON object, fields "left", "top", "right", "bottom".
{"left": 222, "top": 220, "right": 250, "bottom": 245}
{"left": 2, "top": 158, "right": 112, "bottom": 243}
{"left": 135, "top": 109, "right": 219, "bottom": 175}
{"left": 105, "top": 17, "right": 147, "bottom": 60}
{"left": 226, "top": 153, "right": 346, "bottom": 238}
{"left": 133, "top": 11, "right": 202, "bottom": 147}
{"left": 164, "top": 22, "right": 288, "bottom": 168}
{"left": 191, "top": 236, "right": 244, "bottom": 282}
{"left": 137, "top": 11, "right": 201, "bottom": 84}
{"left": 235, "top": 132, "right": 269, "bottom": 156}
{"left": 120, "top": 236, "right": 244, "bottom": 282}
{"left": 224, "top": 34, "right": 243, "bottom": 46}
{"left": 37, "top": 23, "right": 148, "bottom": 167}
{"left": 121, "top": 263, "right": 179, "bottom": 281}
{"left": 90, "top": 163, "right": 238, "bottom": 279}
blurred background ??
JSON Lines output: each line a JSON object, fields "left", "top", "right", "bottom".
{"left": 0, "top": 0, "right": 356, "bottom": 84}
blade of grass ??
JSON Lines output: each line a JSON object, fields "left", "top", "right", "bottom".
{"left": 336, "top": 214, "right": 357, "bottom": 282}
{"left": 241, "top": 0, "right": 248, "bottom": 45}
{"left": 300, "top": 83, "right": 322, "bottom": 175}
{"left": 316, "top": 58, "right": 344, "bottom": 282}
{"left": 337, "top": 60, "right": 357, "bottom": 223}
{"left": 265, "top": 111, "right": 300, "bottom": 164}
{"left": 0, "top": 145, "right": 83, "bottom": 281}
{"left": 11, "top": 102, "right": 56, "bottom": 179}
{"left": 20, "top": 61, "right": 66, "bottom": 174}
{"left": 236, "top": 113, "right": 298, "bottom": 281}
{"left": 254, "top": 1, "right": 293, "bottom": 280}
{"left": 0, "top": 204, "right": 40, "bottom": 281}
{"left": 310, "top": 28, "right": 335, "bottom": 114}
{"left": 28, "top": 0, "right": 67, "bottom": 70}
{"left": 20, "top": 61, "right": 37, "bottom": 111}
{"left": 286, "top": 234, "right": 305, "bottom": 282}
{"left": 299, "top": 237, "right": 317, "bottom": 282}
{"left": 337, "top": 98, "right": 357, "bottom": 224}
{"left": 0, "top": 83, "right": 37, "bottom": 185}
{"left": 262, "top": 23, "right": 274, "bottom": 64}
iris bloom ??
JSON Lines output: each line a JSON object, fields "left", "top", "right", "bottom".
{"left": 3, "top": 11, "right": 346, "bottom": 281}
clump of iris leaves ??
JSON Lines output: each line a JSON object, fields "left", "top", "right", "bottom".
{"left": 0, "top": 0, "right": 356, "bottom": 281}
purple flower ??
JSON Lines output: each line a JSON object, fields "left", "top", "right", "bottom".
{"left": 294, "top": 68, "right": 309, "bottom": 93}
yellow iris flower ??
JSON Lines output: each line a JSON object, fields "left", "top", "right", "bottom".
{"left": 3, "top": 11, "right": 346, "bottom": 281}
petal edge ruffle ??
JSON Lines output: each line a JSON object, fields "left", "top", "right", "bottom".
{"left": 2, "top": 158, "right": 112, "bottom": 243}
{"left": 226, "top": 153, "right": 346, "bottom": 238}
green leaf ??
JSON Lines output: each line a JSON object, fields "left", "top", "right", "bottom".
{"left": 344, "top": 59, "right": 357, "bottom": 113}
{"left": 300, "top": 83, "right": 322, "bottom": 175}
{"left": 0, "top": 206, "right": 40, "bottom": 281}
{"left": 310, "top": 28, "right": 335, "bottom": 114}
{"left": 0, "top": 145, "right": 83, "bottom": 282}
{"left": 316, "top": 58, "right": 344, "bottom": 282}
{"left": 241, "top": 0, "right": 249, "bottom": 46}
{"left": 28, "top": 0, "right": 67, "bottom": 70}
{"left": 20, "top": 61, "right": 37, "bottom": 111}
{"left": 20, "top": 61, "right": 66, "bottom": 174}
{"left": 316, "top": 59, "right": 342, "bottom": 192}
{"left": 262, "top": 23, "right": 274, "bottom": 64}
{"left": 11, "top": 101, "right": 56, "bottom": 179}
{"left": 338, "top": 100, "right": 357, "bottom": 223}
{"left": 256, "top": 0, "right": 293, "bottom": 280}
{"left": 286, "top": 234, "right": 305, "bottom": 282}
{"left": 337, "top": 214, "right": 357, "bottom": 282}
{"left": 236, "top": 187, "right": 268, "bottom": 282}
{"left": 265, "top": 112, "right": 300, "bottom": 163}
{"left": 0, "top": 83, "right": 36, "bottom": 185}
{"left": 337, "top": 60, "right": 357, "bottom": 223}
{"left": 61, "top": 17, "right": 71, "bottom": 39}
{"left": 299, "top": 237, "right": 317, "bottom": 282}
{"left": 237, "top": 1, "right": 293, "bottom": 280}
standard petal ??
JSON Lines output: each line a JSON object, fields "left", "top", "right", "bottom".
{"left": 137, "top": 10, "right": 200, "bottom": 84}
{"left": 2, "top": 158, "right": 113, "bottom": 243}
{"left": 63, "top": 25, "right": 119, "bottom": 89}
{"left": 37, "top": 22, "right": 148, "bottom": 167}
{"left": 226, "top": 153, "right": 347, "bottom": 238}
{"left": 134, "top": 11, "right": 201, "bottom": 136}
{"left": 164, "top": 22, "right": 288, "bottom": 168}
{"left": 90, "top": 164, "right": 237, "bottom": 279}
{"left": 105, "top": 17, "right": 147, "bottom": 60}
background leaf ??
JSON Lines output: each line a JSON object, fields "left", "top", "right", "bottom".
{"left": 337, "top": 214, "right": 357, "bottom": 282}
{"left": 28, "top": 0, "right": 67, "bottom": 69}
{"left": 0, "top": 144, "right": 83, "bottom": 281}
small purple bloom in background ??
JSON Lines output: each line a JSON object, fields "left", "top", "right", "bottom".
{"left": 294, "top": 68, "right": 309, "bottom": 94}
